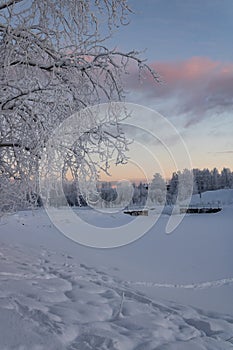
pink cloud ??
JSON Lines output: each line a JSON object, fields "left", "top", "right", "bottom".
{"left": 153, "top": 57, "right": 220, "bottom": 82}
{"left": 126, "top": 56, "right": 233, "bottom": 126}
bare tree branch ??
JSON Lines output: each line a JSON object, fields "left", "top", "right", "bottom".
{"left": 0, "top": 0, "right": 158, "bottom": 212}
{"left": 0, "top": 0, "right": 23, "bottom": 11}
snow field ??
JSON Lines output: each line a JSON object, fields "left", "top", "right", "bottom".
{"left": 0, "top": 189, "right": 232, "bottom": 349}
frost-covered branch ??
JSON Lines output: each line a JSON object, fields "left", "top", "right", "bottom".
{"left": 0, "top": 0, "right": 159, "bottom": 212}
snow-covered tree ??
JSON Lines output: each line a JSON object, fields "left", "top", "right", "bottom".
{"left": 193, "top": 168, "right": 204, "bottom": 198}
{"left": 167, "top": 172, "right": 178, "bottom": 204}
{"left": 220, "top": 168, "right": 232, "bottom": 189}
{"left": 176, "top": 169, "right": 193, "bottom": 204}
{"left": 148, "top": 173, "right": 166, "bottom": 206}
{"left": 210, "top": 168, "right": 220, "bottom": 190}
{"left": 99, "top": 182, "right": 117, "bottom": 206}
{"left": 114, "top": 181, "right": 134, "bottom": 207}
{"left": 140, "top": 182, "right": 148, "bottom": 205}
{"left": 0, "top": 0, "right": 158, "bottom": 212}
{"left": 167, "top": 169, "right": 194, "bottom": 205}
{"left": 131, "top": 183, "right": 141, "bottom": 206}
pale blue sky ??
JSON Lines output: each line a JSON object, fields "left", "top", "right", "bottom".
{"left": 103, "top": 0, "right": 233, "bottom": 180}
{"left": 109, "top": 0, "right": 233, "bottom": 62}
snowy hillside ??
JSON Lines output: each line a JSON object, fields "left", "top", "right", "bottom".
{"left": 0, "top": 189, "right": 232, "bottom": 349}
{"left": 190, "top": 189, "right": 233, "bottom": 206}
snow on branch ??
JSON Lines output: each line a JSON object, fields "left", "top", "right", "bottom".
{"left": 0, "top": 0, "right": 159, "bottom": 213}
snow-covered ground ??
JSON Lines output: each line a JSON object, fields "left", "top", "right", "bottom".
{"left": 0, "top": 189, "right": 233, "bottom": 349}
{"left": 190, "top": 189, "right": 233, "bottom": 206}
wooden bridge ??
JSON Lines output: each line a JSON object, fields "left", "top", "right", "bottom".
{"left": 180, "top": 207, "right": 222, "bottom": 214}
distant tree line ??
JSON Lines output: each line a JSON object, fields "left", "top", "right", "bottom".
{"left": 193, "top": 167, "right": 233, "bottom": 193}
{"left": 3, "top": 167, "right": 231, "bottom": 211}
{"left": 56, "top": 167, "right": 231, "bottom": 208}
{"left": 75, "top": 167, "right": 233, "bottom": 208}
{"left": 167, "top": 167, "right": 233, "bottom": 205}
